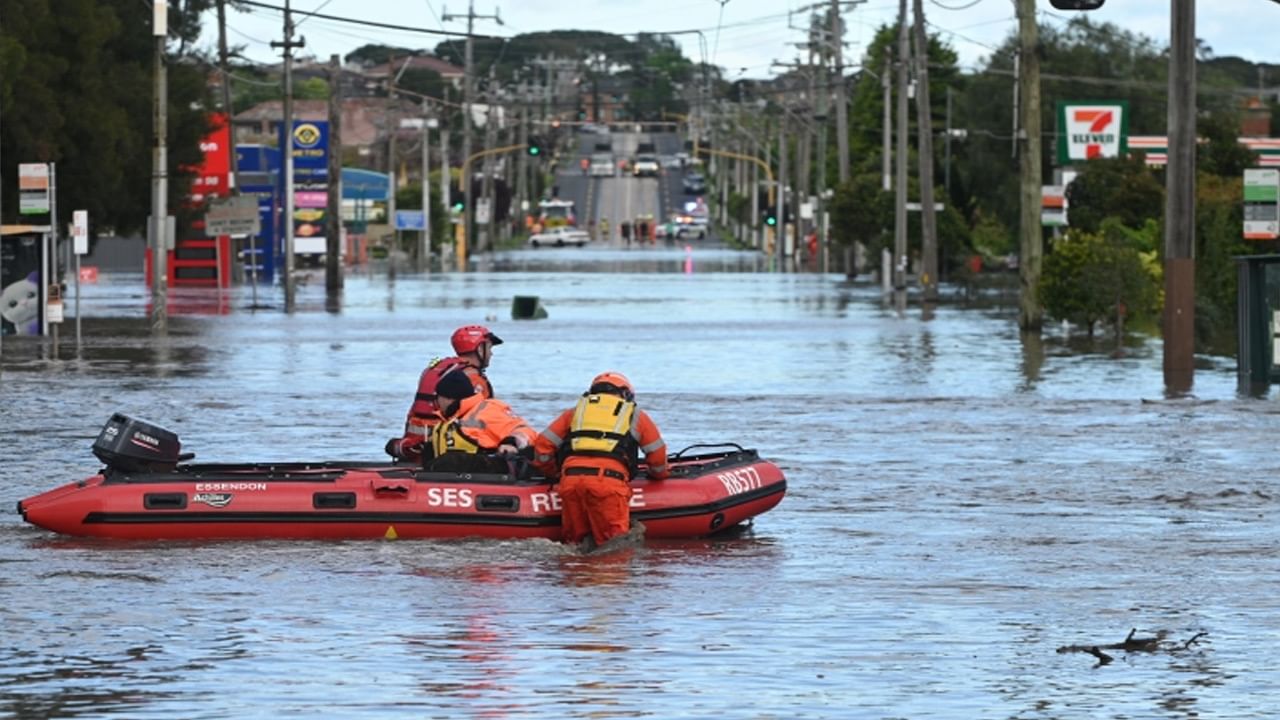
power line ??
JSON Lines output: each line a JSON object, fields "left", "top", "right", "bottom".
{"left": 235, "top": 0, "right": 498, "bottom": 38}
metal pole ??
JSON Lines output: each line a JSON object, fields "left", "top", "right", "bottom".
{"left": 1164, "top": 0, "right": 1196, "bottom": 392}
{"left": 216, "top": 0, "right": 243, "bottom": 285}
{"left": 945, "top": 85, "right": 953, "bottom": 197}
{"left": 422, "top": 106, "right": 432, "bottom": 268}
{"left": 882, "top": 46, "right": 892, "bottom": 192}
{"left": 151, "top": 1, "right": 168, "bottom": 332}
{"left": 893, "top": 0, "right": 909, "bottom": 290}
{"left": 326, "top": 53, "right": 342, "bottom": 293}
{"left": 778, "top": 114, "right": 788, "bottom": 266}
{"left": 440, "top": 129, "right": 451, "bottom": 219}
{"left": 269, "top": 2, "right": 304, "bottom": 304}
{"left": 50, "top": 164, "right": 58, "bottom": 349}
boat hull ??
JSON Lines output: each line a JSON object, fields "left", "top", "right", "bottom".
{"left": 18, "top": 450, "right": 785, "bottom": 541}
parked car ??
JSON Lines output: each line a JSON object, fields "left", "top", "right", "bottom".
{"left": 528, "top": 226, "right": 591, "bottom": 248}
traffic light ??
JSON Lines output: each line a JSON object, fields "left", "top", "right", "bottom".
{"left": 527, "top": 137, "right": 543, "bottom": 157}
{"left": 763, "top": 208, "right": 777, "bottom": 227}
{"left": 1049, "top": 0, "right": 1104, "bottom": 8}
{"left": 452, "top": 199, "right": 465, "bottom": 214}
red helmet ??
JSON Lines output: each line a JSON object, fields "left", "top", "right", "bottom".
{"left": 451, "top": 325, "right": 503, "bottom": 354}
{"left": 589, "top": 371, "right": 634, "bottom": 400}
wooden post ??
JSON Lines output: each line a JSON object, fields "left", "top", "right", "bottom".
{"left": 1016, "top": 0, "right": 1043, "bottom": 330}
{"left": 1164, "top": 0, "right": 1196, "bottom": 393}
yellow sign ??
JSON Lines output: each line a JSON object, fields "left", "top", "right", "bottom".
{"left": 293, "top": 123, "right": 321, "bottom": 148}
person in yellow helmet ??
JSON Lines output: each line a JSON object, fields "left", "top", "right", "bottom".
{"left": 533, "top": 372, "right": 669, "bottom": 547}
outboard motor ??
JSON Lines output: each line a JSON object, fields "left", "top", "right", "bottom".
{"left": 92, "top": 413, "right": 188, "bottom": 474}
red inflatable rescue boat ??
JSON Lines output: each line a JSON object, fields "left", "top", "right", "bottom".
{"left": 18, "top": 414, "right": 786, "bottom": 541}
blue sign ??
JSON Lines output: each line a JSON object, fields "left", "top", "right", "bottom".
{"left": 342, "top": 168, "right": 390, "bottom": 201}
{"left": 395, "top": 210, "right": 426, "bottom": 230}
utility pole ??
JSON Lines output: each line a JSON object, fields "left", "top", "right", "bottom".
{"left": 893, "top": 0, "right": 909, "bottom": 290}
{"left": 271, "top": 0, "right": 304, "bottom": 310}
{"left": 326, "top": 54, "right": 343, "bottom": 294}
{"left": 832, "top": 0, "right": 863, "bottom": 184}
{"left": 913, "top": 0, "right": 938, "bottom": 301}
{"left": 443, "top": 1, "right": 502, "bottom": 259}
{"left": 1015, "top": 0, "right": 1042, "bottom": 330}
{"left": 151, "top": 0, "right": 169, "bottom": 332}
{"left": 1164, "top": 0, "right": 1196, "bottom": 392}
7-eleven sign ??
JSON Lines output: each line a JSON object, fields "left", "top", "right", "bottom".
{"left": 1058, "top": 101, "right": 1129, "bottom": 164}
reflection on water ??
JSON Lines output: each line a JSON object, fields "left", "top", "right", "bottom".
{"left": 1, "top": 256, "right": 1276, "bottom": 718}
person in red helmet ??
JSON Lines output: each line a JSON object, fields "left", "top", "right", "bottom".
{"left": 533, "top": 371, "right": 669, "bottom": 549}
{"left": 385, "top": 325, "right": 504, "bottom": 462}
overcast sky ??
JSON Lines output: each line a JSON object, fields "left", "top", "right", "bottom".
{"left": 207, "top": 0, "right": 1280, "bottom": 80}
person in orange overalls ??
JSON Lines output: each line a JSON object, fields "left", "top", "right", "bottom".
{"left": 424, "top": 369, "right": 535, "bottom": 474}
{"left": 385, "top": 325, "right": 503, "bottom": 463}
{"left": 534, "top": 371, "right": 669, "bottom": 547}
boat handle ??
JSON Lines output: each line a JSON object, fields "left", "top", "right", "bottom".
{"left": 372, "top": 481, "right": 411, "bottom": 498}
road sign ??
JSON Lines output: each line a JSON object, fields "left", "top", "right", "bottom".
{"left": 18, "top": 163, "right": 50, "bottom": 215}
{"left": 395, "top": 210, "right": 426, "bottom": 230}
{"left": 205, "top": 195, "right": 261, "bottom": 237}
{"left": 1244, "top": 168, "right": 1280, "bottom": 240}
{"left": 71, "top": 210, "right": 89, "bottom": 254}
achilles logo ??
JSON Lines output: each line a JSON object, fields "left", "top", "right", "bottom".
{"left": 192, "top": 493, "right": 233, "bottom": 508}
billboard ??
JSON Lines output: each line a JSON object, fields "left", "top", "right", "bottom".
{"left": 1, "top": 234, "right": 43, "bottom": 336}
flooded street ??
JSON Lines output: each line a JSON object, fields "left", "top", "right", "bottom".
{"left": 1, "top": 248, "right": 1277, "bottom": 718}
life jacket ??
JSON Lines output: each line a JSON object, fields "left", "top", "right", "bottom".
{"left": 428, "top": 404, "right": 516, "bottom": 474}
{"left": 431, "top": 416, "right": 482, "bottom": 458}
{"left": 561, "top": 393, "right": 639, "bottom": 469}
{"left": 406, "top": 357, "right": 481, "bottom": 435}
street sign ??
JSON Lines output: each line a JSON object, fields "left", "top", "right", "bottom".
{"left": 71, "top": 210, "right": 89, "bottom": 254}
{"left": 475, "top": 198, "right": 492, "bottom": 224}
{"left": 395, "top": 210, "right": 426, "bottom": 230}
{"left": 1244, "top": 168, "right": 1280, "bottom": 240}
{"left": 18, "top": 163, "right": 50, "bottom": 215}
{"left": 205, "top": 195, "right": 261, "bottom": 237}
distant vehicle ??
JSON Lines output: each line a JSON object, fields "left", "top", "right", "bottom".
{"left": 538, "top": 198, "right": 577, "bottom": 228}
{"left": 659, "top": 155, "right": 682, "bottom": 170}
{"left": 590, "top": 153, "right": 616, "bottom": 177}
{"left": 633, "top": 154, "right": 660, "bottom": 177}
{"left": 682, "top": 172, "right": 707, "bottom": 194}
{"left": 593, "top": 141, "right": 613, "bottom": 152}
{"left": 528, "top": 226, "right": 591, "bottom": 248}
{"left": 636, "top": 140, "right": 657, "bottom": 155}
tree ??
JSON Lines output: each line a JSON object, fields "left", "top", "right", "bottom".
{"left": 1040, "top": 219, "right": 1160, "bottom": 337}
{"left": 1064, "top": 154, "right": 1164, "bottom": 234}
{"left": 0, "top": 0, "right": 212, "bottom": 238}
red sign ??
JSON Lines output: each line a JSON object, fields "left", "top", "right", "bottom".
{"left": 79, "top": 266, "right": 99, "bottom": 283}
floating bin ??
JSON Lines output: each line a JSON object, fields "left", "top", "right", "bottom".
{"left": 512, "top": 295, "right": 548, "bottom": 320}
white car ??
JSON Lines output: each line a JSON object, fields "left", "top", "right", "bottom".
{"left": 529, "top": 226, "right": 591, "bottom": 248}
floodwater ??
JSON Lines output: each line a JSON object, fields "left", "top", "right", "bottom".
{"left": 1, "top": 246, "right": 1277, "bottom": 719}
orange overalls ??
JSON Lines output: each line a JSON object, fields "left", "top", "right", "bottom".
{"left": 534, "top": 393, "right": 669, "bottom": 545}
